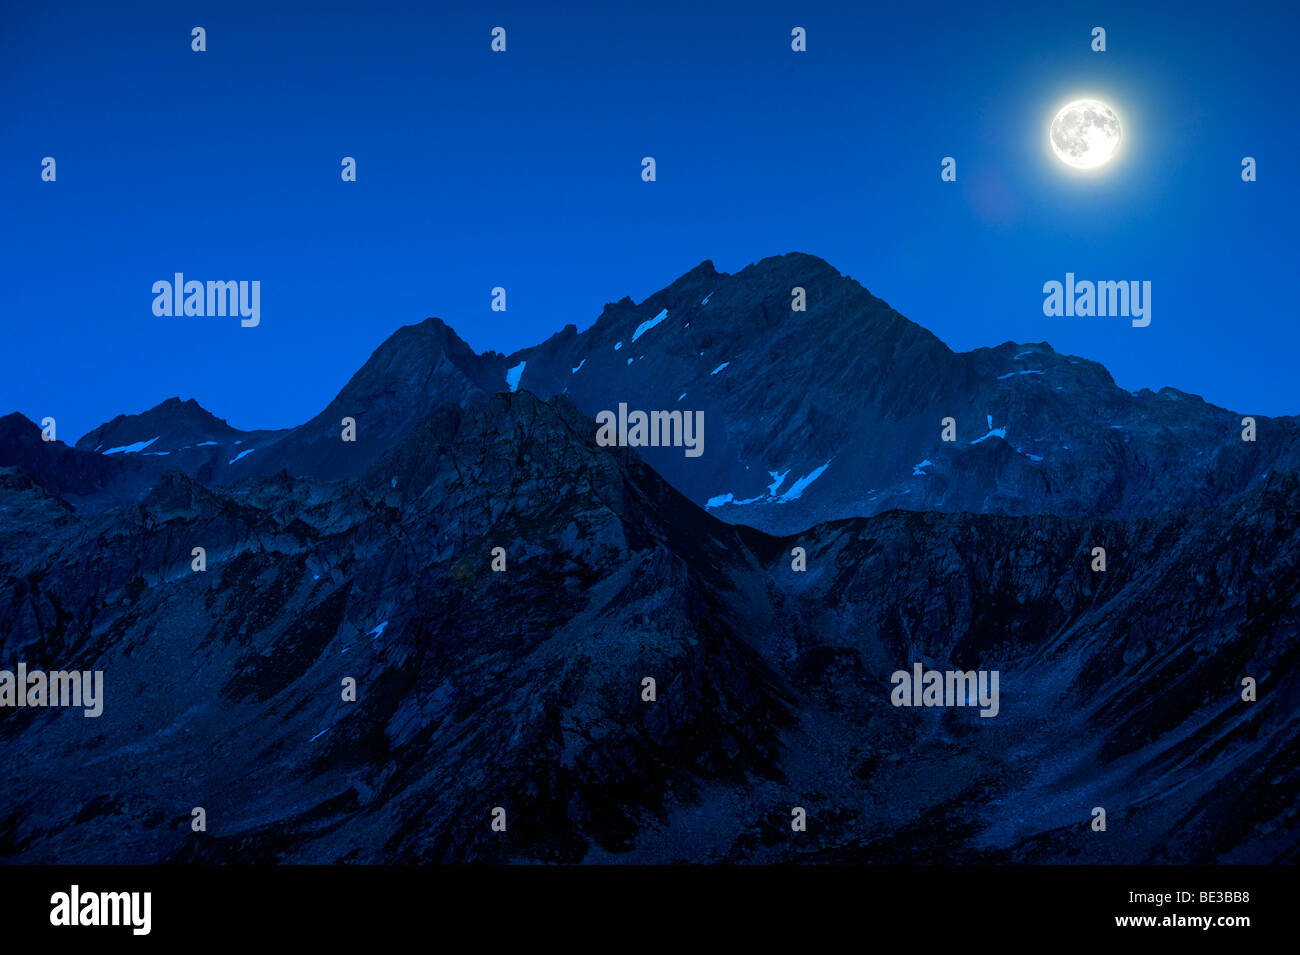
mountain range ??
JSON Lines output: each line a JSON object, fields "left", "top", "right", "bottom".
{"left": 1, "top": 253, "right": 1295, "bottom": 863}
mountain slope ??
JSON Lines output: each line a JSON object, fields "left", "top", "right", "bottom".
{"left": 0, "top": 413, "right": 159, "bottom": 509}
{"left": 511, "top": 252, "right": 1300, "bottom": 533}
{"left": 76, "top": 397, "right": 250, "bottom": 455}
{"left": 72, "top": 396, "right": 285, "bottom": 487}
{"left": 0, "top": 392, "right": 1294, "bottom": 863}
{"left": 235, "top": 316, "right": 510, "bottom": 482}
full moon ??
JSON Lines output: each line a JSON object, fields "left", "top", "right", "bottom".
{"left": 1049, "top": 99, "right": 1121, "bottom": 169}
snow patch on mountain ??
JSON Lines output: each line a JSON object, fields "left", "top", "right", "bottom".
{"left": 971, "top": 426, "right": 1007, "bottom": 446}
{"left": 913, "top": 459, "right": 933, "bottom": 476}
{"left": 103, "top": 437, "right": 160, "bottom": 455}
{"left": 779, "top": 460, "right": 832, "bottom": 502}
{"left": 707, "top": 462, "right": 829, "bottom": 511}
{"left": 705, "top": 492, "right": 765, "bottom": 509}
{"left": 997, "top": 369, "right": 1045, "bottom": 380}
{"left": 571, "top": 358, "right": 586, "bottom": 374}
{"left": 229, "top": 448, "right": 256, "bottom": 464}
{"left": 506, "top": 361, "right": 526, "bottom": 391}
{"left": 971, "top": 416, "right": 1007, "bottom": 445}
{"left": 710, "top": 362, "right": 730, "bottom": 375}
{"left": 632, "top": 308, "right": 668, "bottom": 342}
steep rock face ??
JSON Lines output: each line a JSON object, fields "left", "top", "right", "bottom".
{"left": 747, "top": 476, "right": 1299, "bottom": 863}
{"left": 510, "top": 253, "right": 968, "bottom": 532}
{"left": 76, "top": 397, "right": 249, "bottom": 455}
{"left": 72, "top": 397, "right": 285, "bottom": 489}
{"left": 0, "top": 413, "right": 158, "bottom": 510}
{"left": 0, "top": 393, "right": 1294, "bottom": 864}
{"left": 510, "top": 253, "right": 1300, "bottom": 533}
{"left": 0, "top": 395, "right": 793, "bottom": 863}
{"left": 235, "top": 317, "right": 510, "bottom": 482}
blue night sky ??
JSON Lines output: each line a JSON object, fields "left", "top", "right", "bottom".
{"left": 2, "top": 0, "right": 1297, "bottom": 442}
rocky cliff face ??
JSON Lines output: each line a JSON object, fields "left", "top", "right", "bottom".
{"left": 0, "top": 413, "right": 157, "bottom": 510}
{"left": 510, "top": 253, "right": 1300, "bottom": 534}
{"left": 0, "top": 256, "right": 1295, "bottom": 864}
